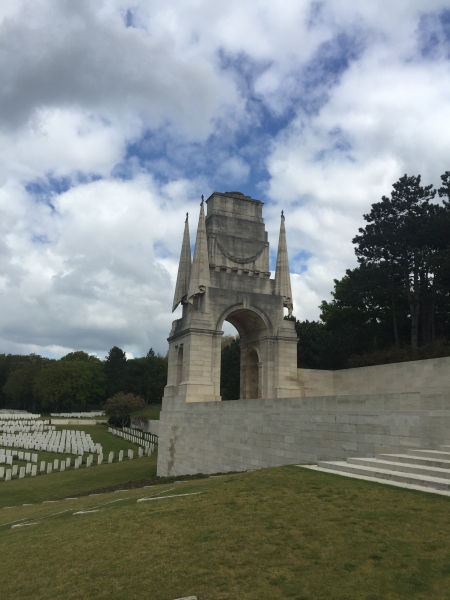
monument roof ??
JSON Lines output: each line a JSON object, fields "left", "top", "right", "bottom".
{"left": 206, "top": 191, "right": 264, "bottom": 205}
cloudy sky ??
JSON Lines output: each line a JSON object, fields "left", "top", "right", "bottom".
{"left": 1, "top": 0, "right": 450, "bottom": 358}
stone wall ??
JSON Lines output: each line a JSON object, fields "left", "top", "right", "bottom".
{"left": 157, "top": 391, "right": 450, "bottom": 476}
{"left": 297, "top": 356, "right": 450, "bottom": 397}
{"left": 135, "top": 419, "right": 160, "bottom": 437}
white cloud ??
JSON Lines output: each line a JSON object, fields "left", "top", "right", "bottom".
{"left": 2, "top": 0, "right": 450, "bottom": 357}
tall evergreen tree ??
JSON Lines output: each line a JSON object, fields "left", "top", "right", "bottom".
{"left": 104, "top": 346, "right": 127, "bottom": 396}
{"left": 353, "top": 174, "right": 449, "bottom": 349}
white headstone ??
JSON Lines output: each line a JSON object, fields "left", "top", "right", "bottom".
{"left": 5, "top": 469, "right": 11, "bottom": 481}
{"left": 60, "top": 462, "right": 65, "bottom": 472}
{"left": 40, "top": 461, "right": 46, "bottom": 472}
{"left": 118, "top": 450, "right": 123, "bottom": 462}
{"left": 32, "top": 453, "right": 38, "bottom": 463}
{"left": 0, "top": 466, "right": 4, "bottom": 478}
{"left": 12, "top": 464, "right": 18, "bottom": 476}
{"left": 53, "top": 459, "right": 59, "bottom": 469}
{"left": 108, "top": 451, "right": 114, "bottom": 463}
{"left": 31, "top": 465, "right": 37, "bottom": 476}
{"left": 19, "top": 467, "right": 25, "bottom": 478}
{"left": 47, "top": 463, "right": 52, "bottom": 474}
{"left": 66, "top": 457, "right": 71, "bottom": 467}
{"left": 26, "top": 462, "right": 32, "bottom": 474}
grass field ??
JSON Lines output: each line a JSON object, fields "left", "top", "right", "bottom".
{"left": 1, "top": 423, "right": 157, "bottom": 499}
{"left": 130, "top": 403, "right": 162, "bottom": 420}
{"left": 0, "top": 454, "right": 157, "bottom": 507}
{"left": 1, "top": 465, "right": 450, "bottom": 600}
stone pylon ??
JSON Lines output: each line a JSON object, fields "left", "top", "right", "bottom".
{"left": 274, "top": 211, "right": 293, "bottom": 316}
{"left": 164, "top": 191, "right": 300, "bottom": 404}
{"left": 187, "top": 199, "right": 210, "bottom": 304}
{"left": 172, "top": 213, "right": 192, "bottom": 312}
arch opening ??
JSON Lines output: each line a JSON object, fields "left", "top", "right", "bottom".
{"left": 219, "top": 308, "right": 268, "bottom": 400}
{"left": 175, "top": 345, "right": 183, "bottom": 389}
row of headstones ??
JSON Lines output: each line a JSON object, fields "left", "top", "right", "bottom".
{"left": 123, "top": 426, "right": 158, "bottom": 444}
{"left": 0, "top": 413, "right": 40, "bottom": 419}
{"left": 0, "top": 446, "right": 154, "bottom": 482}
{"left": 0, "top": 430, "right": 101, "bottom": 456}
{"left": 50, "top": 412, "right": 105, "bottom": 417}
{"left": 0, "top": 450, "right": 38, "bottom": 464}
{"left": 108, "top": 427, "right": 158, "bottom": 448}
{"left": 0, "top": 424, "right": 53, "bottom": 433}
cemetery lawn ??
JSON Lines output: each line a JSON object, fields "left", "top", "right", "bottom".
{"left": 52, "top": 423, "right": 145, "bottom": 455}
{"left": 130, "top": 402, "right": 162, "bottom": 420}
{"left": 0, "top": 455, "right": 157, "bottom": 507}
{"left": 1, "top": 466, "right": 450, "bottom": 600}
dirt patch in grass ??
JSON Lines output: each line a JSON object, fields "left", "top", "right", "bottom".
{"left": 70, "top": 471, "right": 239, "bottom": 497}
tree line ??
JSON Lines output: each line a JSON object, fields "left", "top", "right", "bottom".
{"left": 0, "top": 347, "right": 167, "bottom": 412}
{"left": 3, "top": 171, "right": 449, "bottom": 409}
{"left": 220, "top": 171, "right": 450, "bottom": 386}
{"left": 295, "top": 172, "right": 450, "bottom": 369}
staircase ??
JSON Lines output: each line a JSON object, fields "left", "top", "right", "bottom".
{"left": 300, "top": 445, "right": 450, "bottom": 495}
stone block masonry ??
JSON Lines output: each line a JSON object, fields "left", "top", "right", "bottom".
{"left": 298, "top": 356, "right": 450, "bottom": 397}
{"left": 157, "top": 392, "right": 450, "bottom": 477}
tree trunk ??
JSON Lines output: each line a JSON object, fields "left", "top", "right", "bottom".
{"left": 406, "top": 269, "right": 420, "bottom": 352}
{"left": 391, "top": 290, "right": 400, "bottom": 348}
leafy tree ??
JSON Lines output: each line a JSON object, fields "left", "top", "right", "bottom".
{"left": 61, "top": 351, "right": 106, "bottom": 404}
{"left": 103, "top": 392, "right": 145, "bottom": 428}
{"left": 2, "top": 354, "right": 52, "bottom": 411}
{"left": 126, "top": 352, "right": 168, "bottom": 404}
{"left": 61, "top": 351, "right": 101, "bottom": 363}
{"left": 33, "top": 361, "right": 97, "bottom": 410}
{"left": 221, "top": 337, "right": 240, "bottom": 400}
{"left": 353, "top": 174, "right": 450, "bottom": 350}
{"left": 133, "top": 414, "right": 149, "bottom": 431}
{"left": 3, "top": 361, "right": 44, "bottom": 410}
{"left": 104, "top": 346, "right": 128, "bottom": 397}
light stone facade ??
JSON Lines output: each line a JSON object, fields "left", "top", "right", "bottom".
{"left": 297, "top": 356, "right": 450, "bottom": 397}
{"left": 165, "top": 191, "right": 298, "bottom": 404}
{"left": 157, "top": 191, "right": 450, "bottom": 478}
{"left": 157, "top": 392, "right": 450, "bottom": 476}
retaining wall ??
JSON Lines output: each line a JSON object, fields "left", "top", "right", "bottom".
{"left": 157, "top": 392, "right": 450, "bottom": 476}
{"left": 298, "top": 355, "right": 450, "bottom": 397}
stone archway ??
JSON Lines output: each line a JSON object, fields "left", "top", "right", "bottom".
{"left": 164, "top": 190, "right": 300, "bottom": 403}
{"left": 244, "top": 348, "right": 260, "bottom": 399}
{"left": 220, "top": 306, "right": 269, "bottom": 400}
{"left": 175, "top": 345, "right": 183, "bottom": 389}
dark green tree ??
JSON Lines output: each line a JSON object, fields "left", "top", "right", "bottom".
{"left": 33, "top": 361, "right": 97, "bottom": 410}
{"left": 220, "top": 337, "right": 240, "bottom": 400}
{"left": 126, "top": 352, "right": 167, "bottom": 404}
{"left": 104, "top": 346, "right": 128, "bottom": 396}
{"left": 61, "top": 351, "right": 101, "bottom": 363}
{"left": 103, "top": 392, "right": 145, "bottom": 428}
{"left": 353, "top": 174, "right": 450, "bottom": 350}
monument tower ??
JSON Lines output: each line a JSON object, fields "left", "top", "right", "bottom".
{"left": 164, "top": 191, "right": 299, "bottom": 402}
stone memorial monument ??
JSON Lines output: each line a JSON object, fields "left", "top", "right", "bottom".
{"left": 164, "top": 191, "right": 299, "bottom": 403}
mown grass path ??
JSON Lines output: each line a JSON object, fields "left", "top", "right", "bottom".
{"left": 1, "top": 465, "right": 450, "bottom": 600}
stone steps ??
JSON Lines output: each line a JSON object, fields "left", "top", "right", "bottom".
{"left": 376, "top": 453, "right": 450, "bottom": 470}
{"left": 407, "top": 448, "right": 450, "bottom": 460}
{"left": 347, "top": 457, "right": 450, "bottom": 480}
{"left": 316, "top": 460, "right": 450, "bottom": 491}
{"left": 302, "top": 445, "right": 450, "bottom": 494}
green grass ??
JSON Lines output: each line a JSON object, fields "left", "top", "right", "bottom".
{"left": 52, "top": 423, "right": 144, "bottom": 455}
{"left": 0, "top": 454, "right": 157, "bottom": 507}
{"left": 1, "top": 466, "right": 450, "bottom": 600}
{"left": 130, "top": 403, "right": 162, "bottom": 420}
